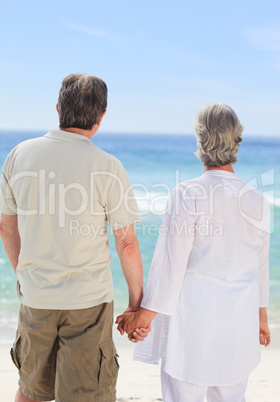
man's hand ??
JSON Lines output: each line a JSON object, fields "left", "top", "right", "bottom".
{"left": 116, "top": 310, "right": 144, "bottom": 335}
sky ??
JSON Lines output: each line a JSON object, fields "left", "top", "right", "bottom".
{"left": 0, "top": 0, "right": 279, "bottom": 136}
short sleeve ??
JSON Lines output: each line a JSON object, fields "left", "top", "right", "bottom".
{"left": 0, "top": 170, "right": 17, "bottom": 215}
{"left": 106, "top": 161, "right": 142, "bottom": 231}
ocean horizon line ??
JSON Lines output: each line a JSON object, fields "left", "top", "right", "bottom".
{"left": 0, "top": 129, "right": 279, "bottom": 139}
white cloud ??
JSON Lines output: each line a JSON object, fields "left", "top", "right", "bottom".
{"left": 64, "top": 21, "right": 109, "bottom": 38}
{"left": 246, "top": 26, "right": 280, "bottom": 53}
{"left": 63, "top": 21, "right": 126, "bottom": 46}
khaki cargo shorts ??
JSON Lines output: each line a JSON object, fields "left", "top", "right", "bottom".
{"left": 10, "top": 302, "right": 119, "bottom": 402}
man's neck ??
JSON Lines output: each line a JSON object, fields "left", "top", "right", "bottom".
{"left": 61, "top": 126, "right": 98, "bottom": 139}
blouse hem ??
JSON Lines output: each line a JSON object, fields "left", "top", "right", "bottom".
{"left": 162, "top": 357, "right": 261, "bottom": 387}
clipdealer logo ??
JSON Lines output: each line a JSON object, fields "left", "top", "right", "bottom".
{"left": 3, "top": 168, "right": 275, "bottom": 237}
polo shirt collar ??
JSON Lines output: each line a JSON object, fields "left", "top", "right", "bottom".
{"left": 44, "top": 129, "right": 92, "bottom": 144}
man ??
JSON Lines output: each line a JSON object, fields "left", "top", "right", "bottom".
{"left": 0, "top": 73, "right": 145, "bottom": 401}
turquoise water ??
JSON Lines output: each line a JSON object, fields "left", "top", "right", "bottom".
{"left": 0, "top": 131, "right": 279, "bottom": 339}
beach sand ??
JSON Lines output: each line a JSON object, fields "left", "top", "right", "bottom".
{"left": 1, "top": 328, "right": 280, "bottom": 401}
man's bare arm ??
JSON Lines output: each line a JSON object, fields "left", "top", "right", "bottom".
{"left": 114, "top": 224, "right": 143, "bottom": 311}
{"left": 0, "top": 213, "right": 20, "bottom": 273}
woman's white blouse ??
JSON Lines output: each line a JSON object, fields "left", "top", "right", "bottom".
{"left": 134, "top": 170, "right": 270, "bottom": 386}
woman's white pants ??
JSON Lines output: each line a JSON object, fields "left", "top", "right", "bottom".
{"left": 161, "top": 362, "right": 248, "bottom": 402}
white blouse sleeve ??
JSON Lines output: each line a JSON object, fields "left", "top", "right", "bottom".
{"left": 258, "top": 201, "right": 270, "bottom": 307}
{"left": 141, "top": 185, "right": 195, "bottom": 315}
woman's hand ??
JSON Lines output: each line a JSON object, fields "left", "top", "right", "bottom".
{"left": 128, "top": 327, "right": 151, "bottom": 343}
{"left": 259, "top": 307, "right": 271, "bottom": 347}
{"left": 259, "top": 321, "right": 271, "bottom": 347}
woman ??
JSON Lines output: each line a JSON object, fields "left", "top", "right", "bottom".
{"left": 116, "top": 103, "right": 271, "bottom": 402}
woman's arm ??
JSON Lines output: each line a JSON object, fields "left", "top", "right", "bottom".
{"left": 258, "top": 202, "right": 270, "bottom": 347}
{"left": 139, "top": 186, "right": 195, "bottom": 316}
{"left": 116, "top": 185, "right": 195, "bottom": 341}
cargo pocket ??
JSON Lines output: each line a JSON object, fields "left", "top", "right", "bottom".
{"left": 10, "top": 330, "right": 21, "bottom": 370}
{"left": 98, "top": 341, "right": 119, "bottom": 390}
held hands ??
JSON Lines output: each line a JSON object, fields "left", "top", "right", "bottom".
{"left": 116, "top": 307, "right": 156, "bottom": 343}
{"left": 115, "top": 310, "right": 151, "bottom": 343}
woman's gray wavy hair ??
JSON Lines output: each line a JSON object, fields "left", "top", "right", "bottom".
{"left": 58, "top": 73, "right": 108, "bottom": 130}
{"left": 194, "top": 103, "right": 243, "bottom": 167}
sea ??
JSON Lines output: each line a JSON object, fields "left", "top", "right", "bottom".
{"left": 0, "top": 131, "right": 279, "bottom": 342}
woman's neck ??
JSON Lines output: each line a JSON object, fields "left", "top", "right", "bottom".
{"left": 204, "top": 165, "right": 234, "bottom": 173}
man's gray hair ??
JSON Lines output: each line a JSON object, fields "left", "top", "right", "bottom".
{"left": 58, "top": 73, "right": 108, "bottom": 130}
{"left": 193, "top": 103, "right": 243, "bottom": 167}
